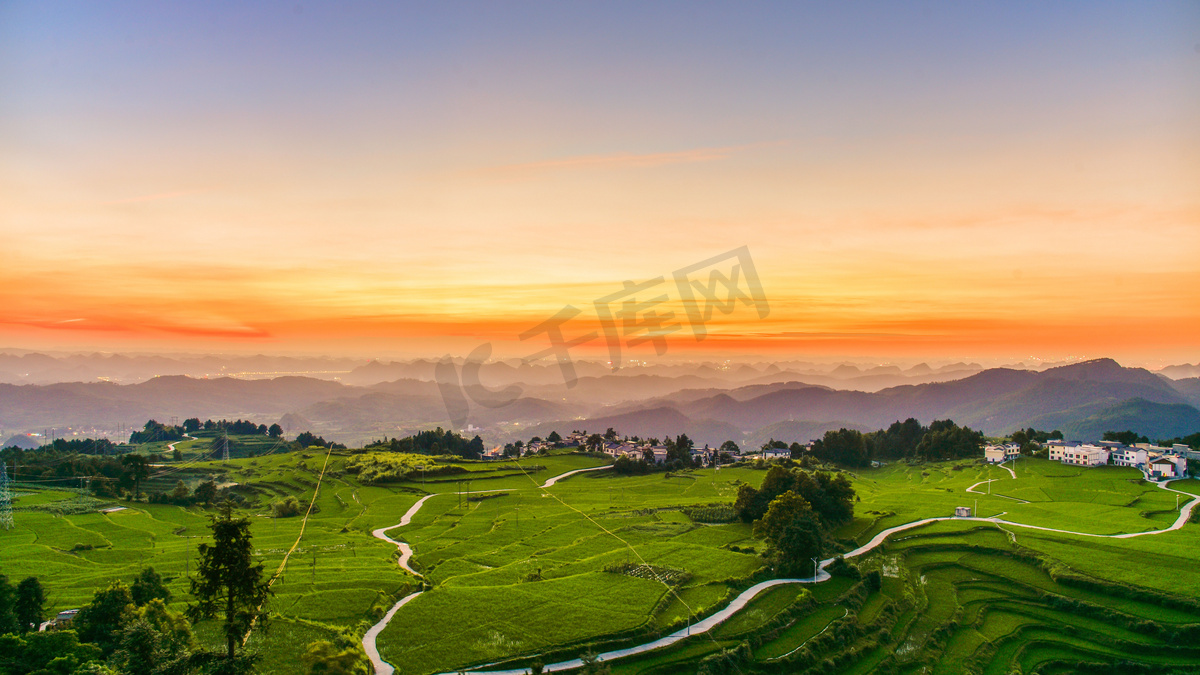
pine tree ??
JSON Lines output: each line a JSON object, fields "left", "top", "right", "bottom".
{"left": 187, "top": 503, "right": 272, "bottom": 661}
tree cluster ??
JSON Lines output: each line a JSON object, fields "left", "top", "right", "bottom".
{"left": 808, "top": 418, "right": 987, "bottom": 467}
{"left": 1163, "top": 431, "right": 1200, "bottom": 450}
{"left": 129, "top": 420, "right": 188, "bottom": 445}
{"left": 363, "top": 428, "right": 484, "bottom": 459}
{"left": 293, "top": 431, "right": 346, "bottom": 450}
{"left": 1103, "top": 430, "right": 1150, "bottom": 446}
{"left": 735, "top": 465, "right": 856, "bottom": 576}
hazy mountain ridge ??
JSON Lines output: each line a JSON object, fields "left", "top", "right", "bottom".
{"left": 2, "top": 357, "right": 1197, "bottom": 448}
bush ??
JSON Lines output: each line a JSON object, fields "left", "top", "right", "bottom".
{"left": 272, "top": 497, "right": 305, "bottom": 518}
{"left": 827, "top": 556, "right": 862, "bottom": 580}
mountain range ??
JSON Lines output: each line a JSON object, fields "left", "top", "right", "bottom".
{"left": 2, "top": 357, "right": 1198, "bottom": 448}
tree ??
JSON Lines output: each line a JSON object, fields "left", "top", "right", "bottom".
{"left": 301, "top": 628, "right": 369, "bottom": 674}
{"left": 604, "top": 427, "right": 617, "bottom": 441}
{"left": 753, "top": 490, "right": 812, "bottom": 542}
{"left": 811, "top": 428, "right": 870, "bottom": 467}
{"left": 183, "top": 418, "right": 202, "bottom": 433}
{"left": 170, "top": 480, "right": 190, "bottom": 501}
{"left": 754, "top": 492, "right": 825, "bottom": 577}
{"left": 109, "top": 599, "right": 195, "bottom": 675}
{"left": 74, "top": 580, "right": 136, "bottom": 654}
{"left": 1103, "top": 430, "right": 1149, "bottom": 446}
{"left": 131, "top": 567, "right": 171, "bottom": 606}
{"left": 188, "top": 504, "right": 272, "bottom": 662}
{"left": 0, "top": 574, "right": 18, "bottom": 635}
{"left": 121, "top": 454, "right": 151, "bottom": 500}
{"left": 14, "top": 577, "right": 44, "bottom": 633}
{"left": 272, "top": 496, "right": 304, "bottom": 518}
{"left": 194, "top": 480, "right": 218, "bottom": 506}
{"left": 914, "top": 420, "right": 984, "bottom": 460}
{"left": 464, "top": 435, "right": 485, "bottom": 460}
{"left": 720, "top": 440, "right": 740, "bottom": 455}
{"left": 0, "top": 630, "right": 105, "bottom": 673}
{"left": 870, "top": 418, "right": 927, "bottom": 460}
{"left": 579, "top": 650, "right": 611, "bottom": 675}
{"left": 547, "top": 430, "right": 562, "bottom": 445}
{"left": 268, "top": 424, "right": 283, "bottom": 438}
{"left": 668, "top": 434, "right": 695, "bottom": 464}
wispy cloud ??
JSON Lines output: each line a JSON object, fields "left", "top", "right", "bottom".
{"left": 100, "top": 188, "right": 211, "bottom": 206}
{"left": 482, "top": 142, "right": 782, "bottom": 174}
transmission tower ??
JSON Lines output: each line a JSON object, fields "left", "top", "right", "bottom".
{"left": 222, "top": 430, "right": 230, "bottom": 463}
{"left": 1, "top": 461, "right": 14, "bottom": 530}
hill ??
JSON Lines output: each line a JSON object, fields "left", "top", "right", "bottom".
{"left": 1052, "top": 397, "right": 1200, "bottom": 441}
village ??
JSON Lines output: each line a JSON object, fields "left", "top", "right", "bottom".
{"left": 484, "top": 429, "right": 1194, "bottom": 482}
{"left": 985, "top": 439, "right": 1193, "bottom": 480}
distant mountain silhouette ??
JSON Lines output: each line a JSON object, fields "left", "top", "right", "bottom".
{"left": 1159, "top": 363, "right": 1200, "bottom": 380}
{"left": 1052, "top": 398, "right": 1200, "bottom": 441}
{"left": 1, "top": 357, "right": 1196, "bottom": 446}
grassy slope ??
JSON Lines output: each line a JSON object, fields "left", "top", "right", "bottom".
{"left": 4, "top": 449, "right": 1200, "bottom": 674}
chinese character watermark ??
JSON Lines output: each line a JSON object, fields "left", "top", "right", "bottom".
{"left": 434, "top": 246, "right": 769, "bottom": 429}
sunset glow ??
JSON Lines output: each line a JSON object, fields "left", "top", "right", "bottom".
{"left": 3, "top": 2, "right": 1198, "bottom": 365}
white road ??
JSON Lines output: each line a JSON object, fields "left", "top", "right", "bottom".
{"left": 369, "top": 461, "right": 1198, "bottom": 675}
{"left": 540, "top": 464, "right": 612, "bottom": 487}
{"left": 363, "top": 464, "right": 609, "bottom": 674}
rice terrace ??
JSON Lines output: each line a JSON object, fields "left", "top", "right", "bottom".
{"left": 4, "top": 424, "right": 1200, "bottom": 675}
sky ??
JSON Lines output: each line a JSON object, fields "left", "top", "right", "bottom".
{"left": 2, "top": 2, "right": 1198, "bottom": 367}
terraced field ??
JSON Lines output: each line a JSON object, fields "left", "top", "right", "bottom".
{"left": 4, "top": 449, "right": 1199, "bottom": 675}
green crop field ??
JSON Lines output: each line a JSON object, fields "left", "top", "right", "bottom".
{"left": 3, "top": 444, "right": 1200, "bottom": 675}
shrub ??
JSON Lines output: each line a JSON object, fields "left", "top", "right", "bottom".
{"left": 272, "top": 497, "right": 305, "bottom": 518}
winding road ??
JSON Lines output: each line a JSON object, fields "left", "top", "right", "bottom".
{"left": 364, "top": 466, "right": 612, "bottom": 674}
{"left": 364, "top": 462, "right": 1198, "bottom": 675}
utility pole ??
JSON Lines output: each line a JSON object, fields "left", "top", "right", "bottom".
{"left": 222, "top": 430, "right": 230, "bottom": 463}
{"left": 812, "top": 557, "right": 819, "bottom": 580}
{"left": 0, "top": 461, "right": 14, "bottom": 530}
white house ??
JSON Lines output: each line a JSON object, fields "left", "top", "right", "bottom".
{"left": 1057, "top": 443, "right": 1109, "bottom": 467}
{"left": 954, "top": 506, "right": 972, "bottom": 517}
{"left": 1149, "top": 455, "right": 1187, "bottom": 479}
{"left": 762, "top": 448, "right": 790, "bottom": 460}
{"left": 1109, "top": 446, "right": 1147, "bottom": 468}
{"left": 1046, "top": 440, "right": 1074, "bottom": 462}
{"left": 985, "top": 444, "right": 1021, "bottom": 464}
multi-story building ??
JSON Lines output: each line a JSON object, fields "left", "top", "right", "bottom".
{"left": 1149, "top": 455, "right": 1187, "bottom": 479}
{"left": 1108, "top": 445, "right": 1148, "bottom": 468}
{"left": 985, "top": 444, "right": 1021, "bottom": 463}
{"left": 1052, "top": 443, "right": 1109, "bottom": 467}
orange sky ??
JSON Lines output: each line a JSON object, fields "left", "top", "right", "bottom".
{"left": 2, "top": 3, "right": 1198, "bottom": 367}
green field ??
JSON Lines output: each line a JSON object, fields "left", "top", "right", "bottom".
{"left": 3, "top": 447, "right": 1199, "bottom": 674}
